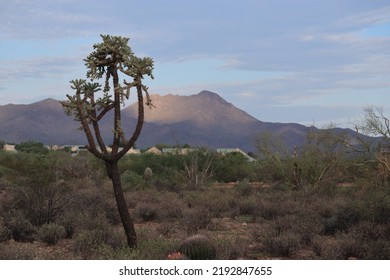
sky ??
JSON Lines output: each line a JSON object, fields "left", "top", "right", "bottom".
{"left": 1, "top": 0, "right": 390, "bottom": 128}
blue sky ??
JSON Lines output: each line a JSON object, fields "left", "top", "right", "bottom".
{"left": 1, "top": 0, "right": 390, "bottom": 128}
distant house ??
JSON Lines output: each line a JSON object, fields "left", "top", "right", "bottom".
{"left": 216, "top": 148, "right": 255, "bottom": 162}
{"left": 161, "top": 148, "right": 195, "bottom": 155}
{"left": 61, "top": 145, "right": 88, "bottom": 155}
{"left": 47, "top": 145, "right": 64, "bottom": 151}
{"left": 126, "top": 148, "right": 141, "bottom": 155}
{"left": 145, "top": 146, "right": 162, "bottom": 155}
{"left": 123, "top": 147, "right": 141, "bottom": 155}
{"left": 3, "top": 144, "right": 16, "bottom": 152}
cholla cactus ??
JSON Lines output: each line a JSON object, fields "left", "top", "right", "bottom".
{"left": 178, "top": 235, "right": 217, "bottom": 260}
{"left": 144, "top": 167, "right": 153, "bottom": 181}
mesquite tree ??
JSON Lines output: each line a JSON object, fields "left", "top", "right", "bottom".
{"left": 61, "top": 35, "right": 154, "bottom": 248}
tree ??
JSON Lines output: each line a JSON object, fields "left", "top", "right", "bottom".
{"left": 352, "top": 106, "right": 390, "bottom": 185}
{"left": 61, "top": 35, "right": 154, "bottom": 248}
{"left": 15, "top": 141, "right": 49, "bottom": 154}
{"left": 256, "top": 126, "right": 350, "bottom": 189}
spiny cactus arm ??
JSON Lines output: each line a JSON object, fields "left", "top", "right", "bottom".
{"left": 95, "top": 92, "right": 115, "bottom": 121}
{"left": 61, "top": 80, "right": 111, "bottom": 161}
{"left": 84, "top": 35, "right": 133, "bottom": 80}
{"left": 79, "top": 81, "right": 111, "bottom": 157}
{"left": 114, "top": 78, "right": 145, "bottom": 161}
{"left": 119, "top": 56, "right": 154, "bottom": 80}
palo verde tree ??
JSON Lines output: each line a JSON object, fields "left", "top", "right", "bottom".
{"left": 61, "top": 35, "right": 154, "bottom": 248}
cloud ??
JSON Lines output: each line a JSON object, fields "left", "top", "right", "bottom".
{"left": 0, "top": 0, "right": 107, "bottom": 39}
{"left": 335, "top": 6, "right": 390, "bottom": 29}
{"left": 0, "top": 56, "right": 81, "bottom": 81}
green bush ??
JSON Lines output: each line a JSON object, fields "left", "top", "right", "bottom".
{"left": 234, "top": 179, "right": 253, "bottom": 196}
{"left": 238, "top": 197, "right": 260, "bottom": 217}
{"left": 181, "top": 207, "right": 212, "bottom": 234}
{"left": 312, "top": 234, "right": 365, "bottom": 259}
{"left": 136, "top": 203, "right": 158, "bottom": 222}
{"left": 262, "top": 232, "right": 301, "bottom": 258}
{"left": 0, "top": 243, "right": 38, "bottom": 260}
{"left": 57, "top": 213, "right": 75, "bottom": 239}
{"left": 4, "top": 211, "right": 36, "bottom": 242}
{"left": 37, "top": 223, "right": 66, "bottom": 245}
{"left": 11, "top": 156, "right": 74, "bottom": 226}
{"left": 72, "top": 230, "right": 113, "bottom": 259}
{"left": 15, "top": 141, "right": 49, "bottom": 154}
{"left": 121, "top": 170, "right": 143, "bottom": 190}
{"left": 323, "top": 205, "right": 362, "bottom": 235}
{"left": 214, "top": 153, "right": 255, "bottom": 182}
{"left": 0, "top": 223, "right": 11, "bottom": 243}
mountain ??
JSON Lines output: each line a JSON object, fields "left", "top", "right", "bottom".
{"left": 0, "top": 90, "right": 352, "bottom": 152}
{"left": 124, "top": 90, "right": 314, "bottom": 151}
{"left": 0, "top": 99, "right": 85, "bottom": 145}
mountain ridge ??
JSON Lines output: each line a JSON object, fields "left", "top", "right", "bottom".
{"left": 0, "top": 90, "right": 349, "bottom": 152}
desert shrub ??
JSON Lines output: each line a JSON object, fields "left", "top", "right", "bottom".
{"left": 312, "top": 234, "right": 366, "bottom": 259}
{"left": 234, "top": 179, "right": 253, "bottom": 196}
{"left": 15, "top": 141, "right": 49, "bottom": 154}
{"left": 346, "top": 222, "right": 390, "bottom": 259}
{"left": 238, "top": 197, "right": 260, "bottom": 217}
{"left": 213, "top": 153, "right": 255, "bottom": 182}
{"left": 0, "top": 165, "right": 17, "bottom": 179}
{"left": 364, "top": 239, "right": 390, "bottom": 259}
{"left": 73, "top": 182, "right": 115, "bottom": 220}
{"left": 0, "top": 222, "right": 11, "bottom": 242}
{"left": 323, "top": 205, "right": 362, "bottom": 235}
{"left": 294, "top": 214, "right": 324, "bottom": 245}
{"left": 10, "top": 156, "right": 75, "bottom": 226}
{"left": 72, "top": 229, "right": 114, "bottom": 259}
{"left": 120, "top": 153, "right": 184, "bottom": 188}
{"left": 181, "top": 206, "right": 212, "bottom": 234}
{"left": 121, "top": 170, "right": 143, "bottom": 191}
{"left": 256, "top": 199, "right": 285, "bottom": 220}
{"left": 113, "top": 226, "right": 180, "bottom": 260}
{"left": 178, "top": 235, "right": 216, "bottom": 260}
{"left": 115, "top": 233, "right": 179, "bottom": 260}
{"left": 182, "top": 189, "right": 237, "bottom": 218}
{"left": 51, "top": 152, "right": 97, "bottom": 180}
{"left": 4, "top": 211, "right": 36, "bottom": 242}
{"left": 156, "top": 201, "right": 183, "bottom": 221}
{"left": 362, "top": 190, "right": 390, "bottom": 224}
{"left": 349, "top": 221, "right": 388, "bottom": 241}
{"left": 262, "top": 232, "right": 301, "bottom": 258}
{"left": 136, "top": 203, "right": 158, "bottom": 222}
{"left": 37, "top": 223, "right": 66, "bottom": 245}
{"left": 73, "top": 211, "right": 125, "bottom": 251}
{"left": 0, "top": 243, "right": 38, "bottom": 260}
{"left": 73, "top": 212, "right": 111, "bottom": 235}
{"left": 57, "top": 212, "right": 75, "bottom": 239}
{"left": 214, "top": 236, "right": 248, "bottom": 259}
{"left": 156, "top": 221, "right": 178, "bottom": 237}
{"left": 102, "top": 200, "right": 121, "bottom": 226}
{"left": 131, "top": 190, "right": 184, "bottom": 222}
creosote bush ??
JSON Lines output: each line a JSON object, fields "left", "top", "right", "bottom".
{"left": 37, "top": 223, "right": 66, "bottom": 245}
{"left": 0, "top": 222, "right": 11, "bottom": 243}
{"left": 4, "top": 211, "right": 36, "bottom": 242}
{"left": 72, "top": 229, "right": 114, "bottom": 259}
